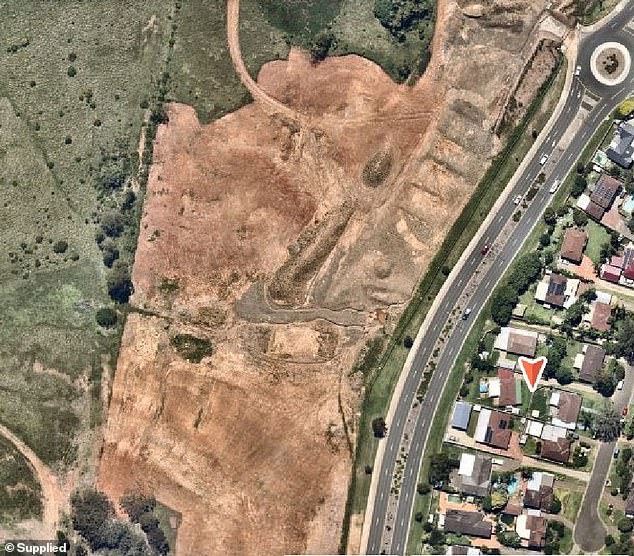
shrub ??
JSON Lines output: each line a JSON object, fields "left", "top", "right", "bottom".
{"left": 403, "top": 335, "right": 414, "bottom": 349}
{"left": 100, "top": 212, "right": 125, "bottom": 238}
{"left": 53, "top": 240, "right": 68, "bottom": 254}
{"left": 417, "top": 482, "right": 431, "bottom": 495}
{"left": 170, "top": 333, "right": 213, "bottom": 363}
{"left": 95, "top": 307, "right": 117, "bottom": 328}
{"left": 617, "top": 517, "right": 633, "bottom": 533}
{"left": 372, "top": 417, "right": 387, "bottom": 438}
{"left": 67, "top": 65, "right": 77, "bottom": 77}
{"left": 107, "top": 261, "right": 133, "bottom": 303}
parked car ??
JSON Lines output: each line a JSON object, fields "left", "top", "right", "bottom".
{"left": 614, "top": 447, "right": 620, "bottom": 459}
{"left": 575, "top": 65, "right": 581, "bottom": 76}
{"left": 617, "top": 380, "right": 624, "bottom": 391}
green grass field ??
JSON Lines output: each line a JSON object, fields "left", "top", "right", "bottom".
{"left": 585, "top": 220, "right": 612, "bottom": 265}
{"left": 0, "top": 0, "right": 174, "bottom": 485}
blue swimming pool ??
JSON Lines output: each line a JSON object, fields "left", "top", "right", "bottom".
{"left": 507, "top": 476, "right": 519, "bottom": 495}
{"left": 623, "top": 196, "right": 634, "bottom": 215}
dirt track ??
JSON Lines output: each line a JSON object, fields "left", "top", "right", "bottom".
{"left": 0, "top": 424, "right": 63, "bottom": 536}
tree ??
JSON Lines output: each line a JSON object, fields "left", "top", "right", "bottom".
{"left": 120, "top": 492, "right": 156, "bottom": 523}
{"left": 617, "top": 518, "right": 633, "bottom": 533}
{"left": 107, "top": 261, "right": 133, "bottom": 303}
{"left": 564, "top": 299, "right": 586, "bottom": 328}
{"left": 71, "top": 489, "right": 114, "bottom": 548}
{"left": 428, "top": 453, "right": 459, "bottom": 486}
{"left": 53, "top": 240, "right": 69, "bottom": 254}
{"left": 428, "top": 529, "right": 446, "bottom": 546}
{"left": 550, "top": 496, "right": 562, "bottom": 514}
{"left": 555, "top": 366, "right": 573, "bottom": 385}
{"left": 95, "top": 307, "right": 117, "bottom": 328}
{"left": 573, "top": 209, "right": 589, "bottom": 227}
{"left": 572, "top": 174, "right": 588, "bottom": 197}
{"left": 310, "top": 32, "right": 335, "bottom": 62}
{"left": 100, "top": 211, "right": 125, "bottom": 238}
{"left": 67, "top": 65, "right": 77, "bottom": 77}
{"left": 544, "top": 336, "right": 567, "bottom": 379}
{"left": 491, "top": 285, "right": 518, "bottom": 326}
{"left": 595, "top": 369, "right": 616, "bottom": 397}
{"left": 613, "top": 313, "right": 634, "bottom": 364}
{"left": 543, "top": 207, "right": 557, "bottom": 225}
{"left": 540, "top": 233, "right": 551, "bottom": 247}
{"left": 417, "top": 482, "right": 431, "bottom": 495}
{"left": 594, "top": 402, "right": 621, "bottom": 441}
{"left": 489, "top": 490, "right": 508, "bottom": 512}
{"left": 372, "top": 417, "right": 387, "bottom": 438}
{"left": 101, "top": 238, "right": 119, "bottom": 268}
{"left": 403, "top": 335, "right": 414, "bottom": 349}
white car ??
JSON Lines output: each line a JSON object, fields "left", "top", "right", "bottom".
{"left": 549, "top": 179, "right": 561, "bottom": 194}
{"left": 575, "top": 65, "right": 581, "bottom": 76}
{"left": 462, "top": 308, "right": 472, "bottom": 320}
{"left": 539, "top": 154, "right": 549, "bottom": 165}
{"left": 513, "top": 194, "right": 522, "bottom": 205}
{"left": 617, "top": 380, "right": 624, "bottom": 391}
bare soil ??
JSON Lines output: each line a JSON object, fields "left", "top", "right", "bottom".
{"left": 99, "top": 1, "right": 554, "bottom": 554}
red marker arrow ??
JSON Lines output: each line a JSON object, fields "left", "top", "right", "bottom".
{"left": 518, "top": 356, "right": 547, "bottom": 393}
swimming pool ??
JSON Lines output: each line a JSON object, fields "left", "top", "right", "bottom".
{"left": 507, "top": 476, "right": 519, "bottom": 495}
{"left": 622, "top": 195, "right": 634, "bottom": 215}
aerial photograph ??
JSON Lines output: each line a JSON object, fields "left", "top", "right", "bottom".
{"left": 1, "top": 1, "right": 634, "bottom": 555}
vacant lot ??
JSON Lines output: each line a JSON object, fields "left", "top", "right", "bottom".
{"left": 99, "top": 1, "right": 551, "bottom": 554}
{"left": 0, "top": 0, "right": 173, "bottom": 531}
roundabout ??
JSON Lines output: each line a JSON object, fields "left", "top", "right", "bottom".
{"left": 590, "top": 41, "right": 631, "bottom": 86}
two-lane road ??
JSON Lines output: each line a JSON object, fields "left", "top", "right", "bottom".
{"left": 366, "top": 6, "right": 634, "bottom": 554}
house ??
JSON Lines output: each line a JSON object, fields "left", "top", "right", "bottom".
{"left": 452, "top": 401, "right": 473, "bottom": 431}
{"left": 590, "top": 301, "right": 612, "bottom": 332}
{"left": 494, "top": 327, "right": 538, "bottom": 358}
{"left": 622, "top": 243, "right": 634, "bottom": 280}
{"left": 550, "top": 391, "right": 582, "bottom": 430}
{"left": 579, "top": 344, "right": 606, "bottom": 382}
{"left": 523, "top": 472, "right": 555, "bottom": 512}
{"left": 606, "top": 120, "right": 634, "bottom": 168}
{"left": 444, "top": 509, "right": 492, "bottom": 538}
{"left": 526, "top": 420, "right": 544, "bottom": 437}
{"left": 453, "top": 453, "right": 493, "bottom": 498}
{"left": 474, "top": 409, "right": 512, "bottom": 449}
{"left": 590, "top": 174, "right": 622, "bottom": 209}
{"left": 503, "top": 503, "right": 522, "bottom": 517}
{"left": 446, "top": 547, "right": 482, "bottom": 556}
{"left": 541, "top": 437, "right": 572, "bottom": 463}
{"left": 535, "top": 273, "right": 573, "bottom": 308}
{"left": 560, "top": 228, "right": 588, "bottom": 264}
{"left": 600, "top": 263, "right": 622, "bottom": 283}
{"left": 498, "top": 368, "right": 522, "bottom": 406}
{"left": 516, "top": 513, "right": 547, "bottom": 549}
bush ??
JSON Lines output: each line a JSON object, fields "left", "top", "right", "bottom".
{"left": 95, "top": 307, "right": 117, "bottom": 328}
{"left": 53, "top": 240, "right": 68, "bottom": 254}
{"left": 67, "top": 65, "right": 77, "bottom": 77}
{"left": 310, "top": 32, "right": 335, "bottom": 62}
{"left": 617, "top": 517, "right": 633, "bottom": 533}
{"left": 107, "top": 261, "right": 133, "bottom": 303}
{"left": 372, "top": 417, "right": 387, "bottom": 438}
{"left": 403, "top": 335, "right": 414, "bottom": 349}
{"left": 573, "top": 209, "right": 588, "bottom": 227}
{"left": 572, "top": 174, "right": 588, "bottom": 197}
{"left": 71, "top": 489, "right": 114, "bottom": 548}
{"left": 414, "top": 511, "right": 423, "bottom": 522}
{"left": 550, "top": 496, "right": 562, "bottom": 514}
{"left": 100, "top": 211, "right": 125, "bottom": 238}
{"left": 417, "top": 482, "right": 431, "bottom": 495}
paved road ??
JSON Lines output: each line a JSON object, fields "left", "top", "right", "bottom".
{"left": 574, "top": 362, "right": 634, "bottom": 551}
{"left": 366, "top": 6, "right": 634, "bottom": 555}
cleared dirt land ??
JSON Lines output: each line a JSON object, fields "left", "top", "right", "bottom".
{"left": 99, "top": 0, "right": 554, "bottom": 554}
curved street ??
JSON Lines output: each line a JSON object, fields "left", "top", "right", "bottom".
{"left": 363, "top": 4, "right": 634, "bottom": 554}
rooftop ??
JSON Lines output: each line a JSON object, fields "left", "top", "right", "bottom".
{"left": 590, "top": 173, "right": 622, "bottom": 209}
{"left": 560, "top": 228, "right": 587, "bottom": 264}
{"left": 591, "top": 301, "right": 612, "bottom": 332}
{"left": 444, "top": 509, "right": 492, "bottom": 538}
{"left": 579, "top": 344, "right": 605, "bottom": 383}
{"left": 541, "top": 437, "right": 572, "bottom": 463}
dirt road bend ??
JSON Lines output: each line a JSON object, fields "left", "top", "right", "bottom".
{"left": 226, "top": 0, "right": 307, "bottom": 124}
{"left": 0, "top": 424, "right": 63, "bottom": 536}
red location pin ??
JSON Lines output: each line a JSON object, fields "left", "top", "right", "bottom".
{"left": 518, "top": 356, "right": 547, "bottom": 393}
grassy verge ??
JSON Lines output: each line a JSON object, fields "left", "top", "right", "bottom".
{"left": 339, "top": 52, "right": 567, "bottom": 553}
{"left": 404, "top": 92, "right": 617, "bottom": 554}
{"left": 580, "top": 0, "right": 622, "bottom": 25}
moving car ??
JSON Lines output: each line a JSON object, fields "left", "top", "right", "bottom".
{"left": 513, "top": 194, "right": 522, "bottom": 205}
{"left": 617, "top": 379, "right": 624, "bottom": 391}
{"left": 462, "top": 308, "right": 472, "bottom": 320}
{"left": 549, "top": 179, "right": 561, "bottom": 194}
{"left": 575, "top": 65, "right": 581, "bottom": 76}
{"left": 481, "top": 243, "right": 490, "bottom": 256}
{"left": 539, "top": 154, "right": 549, "bottom": 165}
